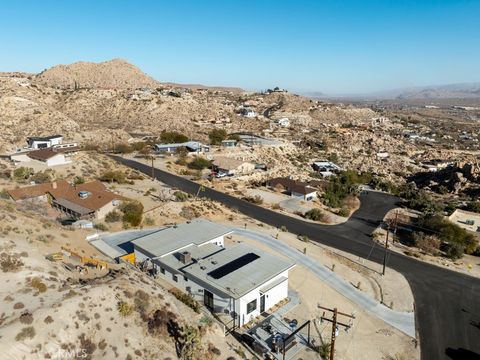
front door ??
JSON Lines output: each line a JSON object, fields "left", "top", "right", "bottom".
{"left": 260, "top": 294, "right": 265, "bottom": 313}
{"left": 204, "top": 289, "right": 214, "bottom": 310}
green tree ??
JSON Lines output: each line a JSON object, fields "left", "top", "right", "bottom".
{"left": 160, "top": 130, "right": 188, "bottom": 144}
{"left": 208, "top": 129, "right": 227, "bottom": 145}
{"left": 188, "top": 156, "right": 211, "bottom": 170}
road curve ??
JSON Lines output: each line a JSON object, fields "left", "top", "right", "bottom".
{"left": 111, "top": 155, "right": 480, "bottom": 360}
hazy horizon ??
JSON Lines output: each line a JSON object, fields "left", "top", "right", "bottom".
{"left": 1, "top": 0, "right": 479, "bottom": 94}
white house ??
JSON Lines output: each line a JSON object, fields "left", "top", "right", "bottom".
{"left": 242, "top": 108, "right": 257, "bottom": 118}
{"left": 277, "top": 118, "right": 290, "bottom": 127}
{"left": 27, "top": 135, "right": 63, "bottom": 149}
{"left": 26, "top": 148, "right": 72, "bottom": 166}
{"left": 130, "top": 219, "right": 295, "bottom": 327}
{"left": 154, "top": 141, "right": 209, "bottom": 153}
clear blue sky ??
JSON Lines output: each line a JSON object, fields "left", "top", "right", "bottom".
{"left": 1, "top": 0, "right": 479, "bottom": 94}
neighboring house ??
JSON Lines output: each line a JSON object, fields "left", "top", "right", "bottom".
{"left": 118, "top": 219, "right": 295, "bottom": 327}
{"left": 312, "top": 160, "right": 342, "bottom": 177}
{"left": 221, "top": 139, "right": 237, "bottom": 147}
{"left": 49, "top": 180, "right": 126, "bottom": 220}
{"left": 26, "top": 148, "right": 72, "bottom": 166}
{"left": 242, "top": 108, "right": 257, "bottom": 118}
{"left": 7, "top": 180, "right": 126, "bottom": 220}
{"left": 267, "top": 177, "right": 318, "bottom": 201}
{"left": 27, "top": 135, "right": 63, "bottom": 149}
{"left": 212, "top": 157, "right": 255, "bottom": 176}
{"left": 277, "top": 118, "right": 290, "bottom": 127}
{"left": 376, "top": 152, "right": 389, "bottom": 160}
{"left": 447, "top": 209, "right": 480, "bottom": 233}
{"left": 154, "top": 141, "right": 209, "bottom": 153}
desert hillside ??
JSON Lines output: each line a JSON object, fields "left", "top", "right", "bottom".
{"left": 32, "top": 58, "right": 160, "bottom": 90}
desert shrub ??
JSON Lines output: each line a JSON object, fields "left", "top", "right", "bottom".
{"left": 117, "top": 301, "right": 133, "bottom": 317}
{"left": 15, "top": 326, "right": 35, "bottom": 341}
{"left": 0, "top": 189, "right": 10, "bottom": 199}
{"left": 19, "top": 311, "right": 33, "bottom": 325}
{"left": 179, "top": 206, "right": 199, "bottom": 220}
{"left": 208, "top": 343, "right": 221, "bottom": 356}
{"left": 280, "top": 225, "right": 287, "bottom": 232}
{"left": 168, "top": 288, "right": 201, "bottom": 313}
{"left": 160, "top": 131, "right": 188, "bottom": 144}
{"left": 443, "top": 242, "right": 465, "bottom": 260}
{"left": 174, "top": 191, "right": 189, "bottom": 202}
{"left": 131, "top": 142, "right": 147, "bottom": 151}
{"left": 318, "top": 342, "right": 331, "bottom": 359}
{"left": 13, "top": 167, "right": 34, "bottom": 181}
{"left": 147, "top": 306, "right": 178, "bottom": 337}
{"left": 100, "top": 170, "right": 129, "bottom": 184}
{"left": 120, "top": 201, "right": 144, "bottom": 227}
{"left": 417, "top": 213, "right": 477, "bottom": 254}
{"left": 44, "top": 315, "right": 54, "bottom": 324}
{"left": 113, "top": 143, "right": 134, "bottom": 154}
{"left": 74, "top": 176, "right": 86, "bottom": 185}
{"left": 413, "top": 233, "right": 441, "bottom": 255}
{"left": 465, "top": 201, "right": 480, "bottom": 213}
{"left": 143, "top": 217, "right": 155, "bottom": 226}
{"left": 399, "top": 183, "right": 441, "bottom": 214}
{"left": 188, "top": 156, "right": 211, "bottom": 170}
{"left": 105, "top": 211, "right": 122, "bottom": 223}
{"left": 244, "top": 195, "right": 263, "bottom": 204}
{"left": 0, "top": 253, "right": 24, "bottom": 272}
{"left": 134, "top": 290, "right": 150, "bottom": 313}
{"left": 94, "top": 223, "right": 108, "bottom": 231}
{"left": 178, "top": 325, "right": 201, "bottom": 360}
{"left": 208, "top": 129, "right": 227, "bottom": 145}
{"left": 304, "top": 208, "right": 327, "bottom": 221}
{"left": 13, "top": 302, "right": 25, "bottom": 309}
{"left": 337, "top": 207, "right": 350, "bottom": 217}
{"left": 30, "top": 171, "right": 52, "bottom": 184}
{"left": 30, "top": 277, "right": 47, "bottom": 293}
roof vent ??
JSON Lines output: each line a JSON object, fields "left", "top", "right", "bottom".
{"left": 200, "top": 266, "right": 206, "bottom": 270}
{"left": 211, "top": 260, "right": 218, "bottom": 265}
{"left": 78, "top": 191, "right": 91, "bottom": 199}
{"left": 179, "top": 251, "right": 192, "bottom": 264}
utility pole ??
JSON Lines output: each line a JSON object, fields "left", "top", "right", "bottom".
{"left": 151, "top": 156, "right": 155, "bottom": 180}
{"left": 318, "top": 305, "right": 355, "bottom": 360}
{"left": 382, "top": 223, "right": 390, "bottom": 276}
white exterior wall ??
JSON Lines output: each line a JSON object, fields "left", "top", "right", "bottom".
{"left": 45, "top": 154, "right": 69, "bottom": 167}
{"left": 237, "top": 270, "right": 289, "bottom": 326}
{"left": 30, "top": 140, "right": 51, "bottom": 149}
{"left": 291, "top": 191, "right": 317, "bottom": 201}
{"left": 10, "top": 154, "right": 31, "bottom": 162}
{"left": 50, "top": 137, "right": 63, "bottom": 146}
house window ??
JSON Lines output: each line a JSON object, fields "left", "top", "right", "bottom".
{"left": 172, "top": 274, "right": 178, "bottom": 282}
{"left": 246, "top": 299, "right": 257, "bottom": 314}
{"left": 183, "top": 276, "right": 188, "bottom": 282}
{"left": 160, "top": 267, "right": 165, "bottom": 275}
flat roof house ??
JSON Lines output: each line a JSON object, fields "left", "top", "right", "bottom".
{"left": 127, "top": 219, "right": 295, "bottom": 327}
{"left": 267, "top": 177, "right": 318, "bottom": 201}
{"left": 27, "top": 135, "right": 63, "bottom": 149}
{"left": 154, "top": 141, "right": 209, "bottom": 153}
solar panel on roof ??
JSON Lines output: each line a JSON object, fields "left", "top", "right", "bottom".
{"left": 207, "top": 253, "right": 260, "bottom": 279}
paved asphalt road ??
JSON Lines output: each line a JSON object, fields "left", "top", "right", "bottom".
{"left": 112, "top": 156, "right": 480, "bottom": 360}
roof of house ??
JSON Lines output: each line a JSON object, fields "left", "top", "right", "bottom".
{"left": 27, "top": 135, "right": 63, "bottom": 141}
{"left": 132, "top": 219, "right": 232, "bottom": 258}
{"left": 447, "top": 209, "right": 480, "bottom": 232}
{"left": 158, "top": 243, "right": 224, "bottom": 272}
{"left": 212, "top": 157, "right": 249, "bottom": 171}
{"left": 267, "top": 177, "right": 317, "bottom": 195}
{"left": 7, "top": 180, "right": 70, "bottom": 201}
{"left": 27, "top": 148, "right": 64, "bottom": 161}
{"left": 182, "top": 243, "right": 295, "bottom": 299}
{"left": 49, "top": 180, "right": 126, "bottom": 212}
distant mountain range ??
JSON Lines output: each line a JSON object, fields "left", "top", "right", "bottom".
{"left": 304, "top": 82, "right": 480, "bottom": 100}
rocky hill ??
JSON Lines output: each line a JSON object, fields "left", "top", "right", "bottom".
{"left": 32, "top": 59, "right": 160, "bottom": 90}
